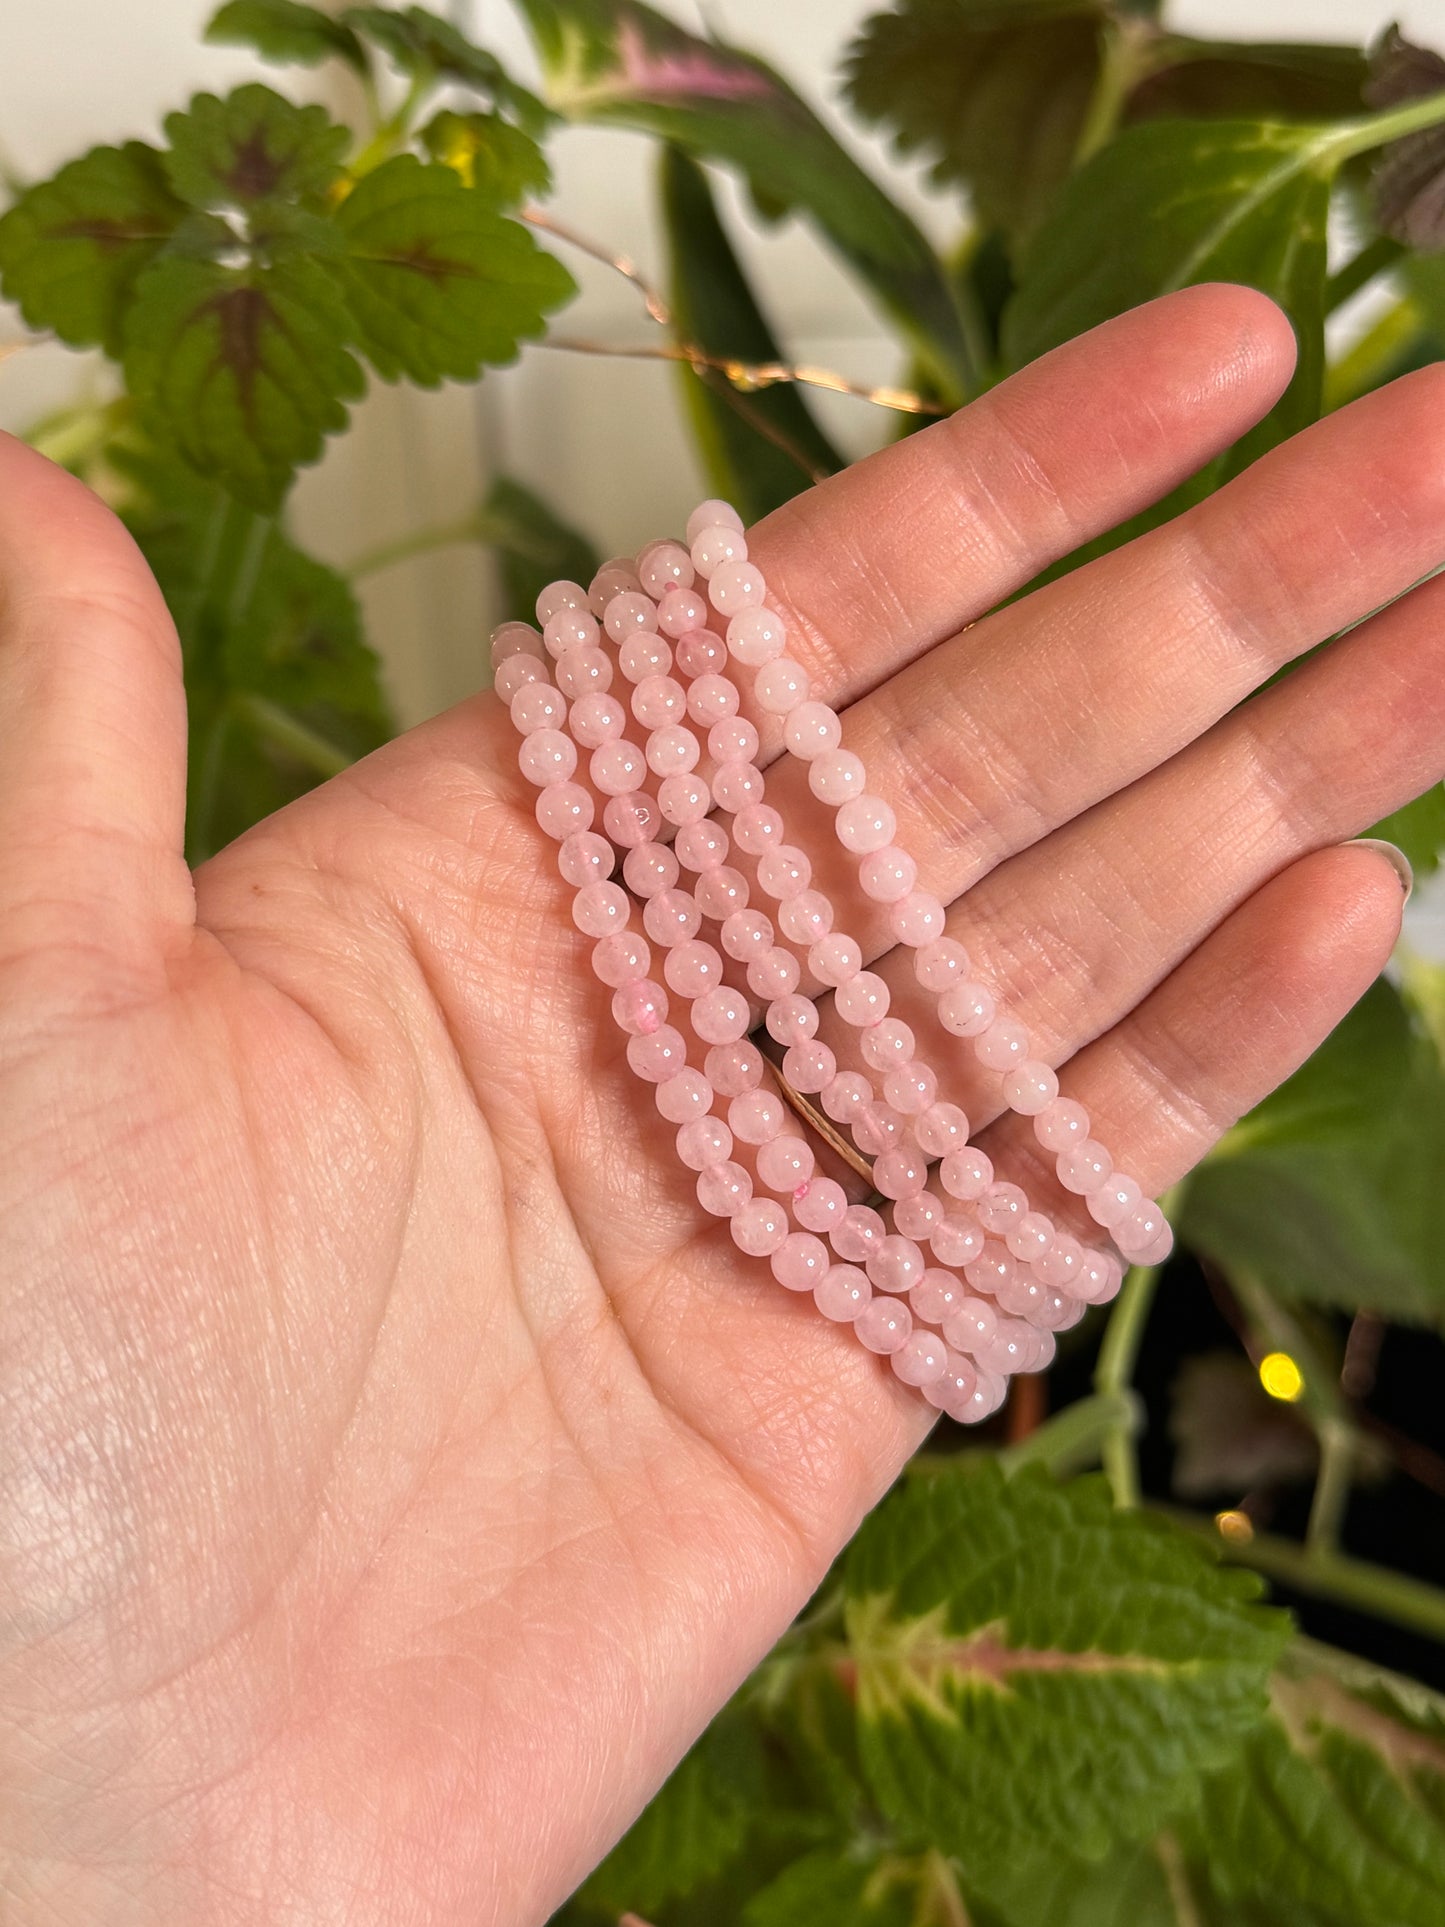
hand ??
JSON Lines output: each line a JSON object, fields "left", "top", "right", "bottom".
{"left": 4, "top": 285, "right": 1442, "bottom": 1925}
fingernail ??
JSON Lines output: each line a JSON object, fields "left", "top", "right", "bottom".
{"left": 1348, "top": 837, "right": 1414, "bottom": 903}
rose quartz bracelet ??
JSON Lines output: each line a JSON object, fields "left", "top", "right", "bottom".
{"left": 500, "top": 499, "right": 1173, "bottom": 1420}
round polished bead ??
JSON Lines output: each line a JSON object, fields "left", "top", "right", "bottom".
{"left": 931, "top": 1215, "right": 985, "bottom": 1268}
{"left": 834, "top": 1204, "right": 887, "bottom": 1262}
{"left": 913, "top": 1101, "right": 970, "bottom": 1157}
{"left": 705, "top": 1039, "right": 764, "bottom": 1096}
{"left": 603, "top": 590, "right": 659, "bottom": 643}
{"left": 568, "top": 691, "right": 626, "bottom": 748}
{"left": 924, "top": 1352, "right": 981, "bottom": 1420}
{"left": 834, "top": 971, "right": 890, "bottom": 1026}
{"left": 910, "top": 1266, "right": 962, "bottom": 1326}
{"left": 1036, "top": 1288, "right": 1085, "bottom": 1333}
{"left": 518, "top": 728, "right": 577, "bottom": 787}
{"left": 977, "top": 1182, "right": 1028, "bottom": 1236}
{"left": 1058, "top": 1139, "right": 1113, "bottom": 1195}
{"left": 658, "top": 588, "right": 711, "bottom": 638}
{"left": 695, "top": 867, "right": 750, "bottom": 918}
{"left": 656, "top": 1067, "right": 714, "bottom": 1122}
{"left": 915, "top": 938, "right": 970, "bottom": 991}
{"left": 510, "top": 681, "right": 566, "bottom": 734}
{"left": 836, "top": 795, "right": 896, "bottom": 855}
{"left": 1006, "top": 1211, "right": 1055, "bottom": 1263}
{"left": 1003, "top": 1060, "right": 1059, "bottom": 1115}
{"left": 674, "top": 625, "right": 726, "bottom": 676}
{"left": 646, "top": 725, "right": 700, "bottom": 777}
{"left": 731, "top": 1197, "right": 788, "bottom": 1257}
{"left": 757, "top": 845, "right": 812, "bottom": 899}
{"left": 637, "top": 539, "right": 694, "bottom": 598}
{"left": 860, "top": 1019, "right": 915, "bottom": 1072}
{"left": 631, "top": 674, "right": 687, "bottom": 728}
{"left": 709, "top": 558, "right": 766, "bottom": 616}
{"left": 643, "top": 890, "right": 703, "bottom": 946}
{"left": 560, "top": 830, "right": 614, "bottom": 887}
{"left": 771, "top": 1231, "right": 830, "bottom": 1292}
{"left": 766, "top": 994, "right": 819, "bottom": 1046}
{"left": 728, "top": 1088, "right": 786, "bottom": 1144}
{"left": 626, "top": 1025, "right": 688, "bottom": 1082}
{"left": 975, "top": 1017, "right": 1030, "bottom": 1070}
{"left": 588, "top": 564, "right": 641, "bottom": 616}
{"left": 686, "top": 673, "right": 739, "bottom": 726}
{"left": 1034, "top": 1097, "right": 1090, "bottom": 1152}
{"left": 873, "top": 1147, "right": 928, "bottom": 1200}
{"left": 493, "top": 654, "right": 545, "bottom": 701}
{"left": 891, "top": 892, "right": 946, "bottom": 947}
{"left": 711, "top": 762, "right": 766, "bottom": 813}
{"left": 884, "top": 1062, "right": 937, "bottom": 1115}
{"left": 619, "top": 632, "right": 673, "bottom": 683}
{"left": 852, "top": 1103, "right": 902, "bottom": 1158}
{"left": 720, "top": 910, "right": 774, "bottom": 961}
{"left": 537, "top": 784, "right": 594, "bottom": 840}
{"left": 809, "top": 749, "right": 867, "bottom": 805}
{"left": 664, "top": 939, "right": 725, "bottom": 998}
{"left": 778, "top": 890, "right": 833, "bottom": 945}
{"left": 573, "top": 880, "right": 629, "bottom": 936}
{"left": 691, "top": 522, "right": 747, "bottom": 577}
{"left": 1087, "top": 1172, "right": 1143, "bottom": 1229}
{"left": 536, "top": 578, "right": 588, "bottom": 624}
{"left": 794, "top": 1177, "right": 847, "bottom": 1232}
{"left": 1037, "top": 1234, "right": 1084, "bottom": 1289}
{"left": 821, "top": 1072, "right": 873, "bottom": 1123}
{"left": 725, "top": 604, "right": 787, "bottom": 665}
{"left": 942, "top": 1295, "right": 998, "bottom": 1355}
{"left": 809, "top": 932, "right": 862, "bottom": 986}
{"left": 1117, "top": 1199, "right": 1172, "bottom": 1262}
{"left": 692, "top": 985, "right": 750, "bottom": 1044}
{"left": 697, "top": 1160, "right": 752, "bottom": 1217}
{"left": 676, "top": 1115, "right": 733, "bottom": 1172}
{"left": 732, "top": 804, "right": 785, "bottom": 853}
{"left": 554, "top": 644, "right": 611, "bottom": 699}
{"left": 940, "top": 1146, "right": 993, "bottom": 1201}
{"left": 856, "top": 1298, "right": 912, "bottom": 1356}
{"left": 686, "top": 498, "right": 744, "bottom": 545}
{"left": 707, "top": 715, "right": 759, "bottom": 764}
{"left": 591, "top": 739, "right": 647, "bottom": 796}
{"left": 892, "top": 1329, "right": 948, "bottom": 1389}
{"left": 674, "top": 822, "right": 729, "bottom": 873}
{"left": 815, "top": 1264, "right": 871, "bottom": 1322}
{"left": 895, "top": 1191, "right": 944, "bottom": 1241}
{"left": 612, "top": 978, "right": 667, "bottom": 1036}
{"left": 491, "top": 620, "right": 543, "bottom": 664}
{"left": 658, "top": 773, "right": 710, "bottom": 825}
{"left": 591, "top": 931, "right": 649, "bottom": 987}
{"left": 603, "top": 792, "right": 663, "bottom": 849}
{"left": 965, "top": 1243, "right": 1017, "bottom": 1297}
{"left": 542, "top": 606, "right": 599, "bottom": 657}
{"left": 939, "top": 980, "right": 996, "bottom": 1037}
{"left": 782, "top": 701, "right": 842, "bottom": 760}
{"left": 781, "top": 1040, "right": 835, "bottom": 1096}
{"left": 1075, "top": 1251, "right": 1124, "bottom": 1304}
{"left": 868, "top": 1235, "right": 926, "bottom": 1294}
{"left": 623, "top": 843, "right": 680, "bottom": 899}
{"left": 859, "top": 847, "right": 917, "bottom": 903}
{"left": 747, "top": 947, "right": 801, "bottom": 1000}
{"left": 756, "top": 1135, "right": 815, "bottom": 1192}
{"left": 755, "top": 657, "right": 810, "bottom": 714}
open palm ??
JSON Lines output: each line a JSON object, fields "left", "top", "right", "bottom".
{"left": 5, "top": 286, "right": 1445, "bottom": 1924}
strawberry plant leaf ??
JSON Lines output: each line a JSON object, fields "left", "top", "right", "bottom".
{"left": 0, "top": 142, "right": 188, "bottom": 355}
{"left": 162, "top": 83, "right": 350, "bottom": 211}
{"left": 342, "top": 4, "right": 552, "bottom": 132}
{"left": 1126, "top": 37, "right": 1366, "bottom": 123}
{"left": 741, "top": 1847, "right": 921, "bottom": 1927}
{"left": 204, "top": 0, "right": 370, "bottom": 73}
{"left": 420, "top": 110, "right": 552, "bottom": 205}
{"left": 1367, "top": 781, "right": 1445, "bottom": 880}
{"left": 845, "top": 1461, "right": 1288, "bottom": 1884}
{"left": 330, "top": 154, "right": 574, "bottom": 385}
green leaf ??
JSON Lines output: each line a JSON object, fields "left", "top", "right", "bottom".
{"left": 162, "top": 83, "right": 350, "bottom": 211}
{"left": 123, "top": 253, "right": 364, "bottom": 511}
{"left": 660, "top": 146, "right": 842, "bottom": 522}
{"left": 1368, "top": 781, "right": 1445, "bottom": 880}
{"left": 742, "top": 1847, "right": 922, "bottom": 1927}
{"left": 342, "top": 4, "right": 552, "bottom": 132}
{"left": 845, "top": 1461, "right": 1289, "bottom": 1884}
{"left": 1126, "top": 38, "right": 1367, "bottom": 124}
{"left": 843, "top": 0, "right": 1108, "bottom": 240}
{"left": 968, "top": 1836, "right": 1185, "bottom": 1927}
{"left": 204, "top": 0, "right": 370, "bottom": 73}
{"left": 512, "top": 0, "right": 979, "bottom": 401}
{"left": 0, "top": 141, "right": 188, "bottom": 354}
{"left": 1003, "top": 119, "right": 1332, "bottom": 473}
{"left": 419, "top": 110, "right": 552, "bottom": 205}
{"left": 1185, "top": 977, "right": 1445, "bottom": 1320}
{"left": 330, "top": 154, "right": 575, "bottom": 384}
{"left": 481, "top": 474, "right": 599, "bottom": 627}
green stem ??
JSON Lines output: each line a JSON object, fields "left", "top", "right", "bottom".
{"left": 345, "top": 510, "right": 505, "bottom": 579}
{"left": 997, "top": 1389, "right": 1141, "bottom": 1481}
{"left": 237, "top": 695, "right": 354, "bottom": 779}
{"left": 350, "top": 69, "right": 434, "bottom": 175}
{"left": 1326, "top": 88, "right": 1445, "bottom": 167}
{"left": 1095, "top": 1261, "right": 1160, "bottom": 1508}
{"left": 1308, "top": 1418, "right": 1357, "bottom": 1555}
{"left": 1073, "top": 21, "right": 1149, "bottom": 165}
{"left": 1325, "top": 232, "right": 1405, "bottom": 314}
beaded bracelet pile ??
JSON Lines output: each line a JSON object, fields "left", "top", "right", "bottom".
{"left": 499, "top": 499, "right": 1172, "bottom": 1423}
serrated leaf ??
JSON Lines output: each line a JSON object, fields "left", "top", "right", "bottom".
{"left": 742, "top": 1847, "right": 921, "bottom": 1927}
{"left": 967, "top": 1836, "right": 1184, "bottom": 1927}
{"left": 420, "top": 110, "right": 551, "bottom": 205}
{"left": 1366, "top": 25, "right": 1445, "bottom": 248}
{"left": 123, "top": 253, "right": 364, "bottom": 510}
{"left": 844, "top": 1461, "right": 1289, "bottom": 1883}
{"left": 843, "top": 0, "right": 1107, "bottom": 240}
{"left": 1126, "top": 38, "right": 1367, "bottom": 124}
{"left": 0, "top": 142, "right": 188, "bottom": 355}
{"left": 513, "top": 0, "right": 977, "bottom": 400}
{"left": 1368, "top": 781, "right": 1445, "bottom": 880}
{"left": 1003, "top": 119, "right": 1332, "bottom": 475}
{"left": 343, "top": 4, "right": 552, "bottom": 132}
{"left": 329, "top": 154, "right": 574, "bottom": 384}
{"left": 204, "top": 0, "right": 370, "bottom": 73}
{"left": 660, "top": 146, "right": 842, "bottom": 521}
{"left": 481, "top": 474, "right": 599, "bottom": 627}
{"left": 162, "top": 84, "right": 350, "bottom": 211}
{"left": 1186, "top": 977, "right": 1445, "bottom": 1320}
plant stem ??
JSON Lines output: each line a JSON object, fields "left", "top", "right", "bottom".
{"left": 1073, "top": 20, "right": 1149, "bottom": 165}
{"left": 997, "top": 1389, "right": 1141, "bottom": 1481}
{"left": 1328, "top": 88, "right": 1445, "bottom": 167}
{"left": 1325, "top": 232, "right": 1406, "bottom": 314}
{"left": 1095, "top": 1261, "right": 1160, "bottom": 1508}
{"left": 237, "top": 695, "right": 354, "bottom": 779}
{"left": 345, "top": 512, "right": 501, "bottom": 579}
{"left": 1308, "top": 1418, "right": 1357, "bottom": 1555}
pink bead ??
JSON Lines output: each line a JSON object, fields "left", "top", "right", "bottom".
{"left": 686, "top": 673, "right": 739, "bottom": 726}
{"left": 940, "top": 1146, "right": 993, "bottom": 1201}
{"left": 782, "top": 1040, "right": 836, "bottom": 1093}
{"left": 884, "top": 1062, "right": 937, "bottom": 1115}
{"left": 518, "top": 728, "right": 577, "bottom": 787}
{"left": 536, "top": 578, "right": 587, "bottom": 624}
{"left": 924, "top": 1353, "right": 980, "bottom": 1420}
{"left": 1003, "top": 1060, "right": 1059, "bottom": 1115}
{"left": 860, "top": 1019, "right": 914, "bottom": 1071}
{"left": 677, "top": 1116, "right": 734, "bottom": 1171}
{"left": 890, "top": 892, "right": 946, "bottom": 947}
{"left": 591, "top": 739, "right": 646, "bottom": 796}
{"left": 931, "top": 1215, "right": 985, "bottom": 1267}
{"left": 1006, "top": 1212, "right": 1055, "bottom": 1263}
{"left": 782, "top": 701, "right": 842, "bottom": 760}
{"left": 708, "top": 715, "right": 759, "bottom": 764}
{"left": 834, "top": 1204, "right": 886, "bottom": 1262}
{"left": 1035, "top": 1288, "right": 1084, "bottom": 1333}
{"left": 711, "top": 763, "right": 766, "bottom": 813}
{"left": 757, "top": 845, "right": 812, "bottom": 899}
{"left": 646, "top": 725, "right": 700, "bottom": 777}
{"left": 873, "top": 1147, "right": 928, "bottom": 1200}
{"left": 910, "top": 1266, "right": 962, "bottom": 1325}
{"left": 695, "top": 868, "right": 750, "bottom": 920}
{"left": 1058, "top": 1139, "right": 1113, "bottom": 1195}
{"left": 975, "top": 1017, "right": 1029, "bottom": 1071}
{"left": 509, "top": 680, "right": 566, "bottom": 733}
{"left": 859, "top": 848, "right": 916, "bottom": 905}
{"left": 673, "top": 625, "right": 724, "bottom": 675}
{"left": 794, "top": 1177, "right": 847, "bottom": 1232}
{"left": 892, "top": 1329, "right": 948, "bottom": 1388}
{"left": 674, "top": 824, "right": 729, "bottom": 876}
{"left": 755, "top": 656, "right": 810, "bottom": 714}
{"left": 815, "top": 1264, "right": 871, "bottom": 1322}
{"left": 709, "top": 558, "right": 766, "bottom": 615}
{"left": 632, "top": 674, "right": 686, "bottom": 728}
{"left": 977, "top": 1182, "right": 1028, "bottom": 1236}
{"left": 603, "top": 792, "right": 663, "bottom": 849}
{"left": 720, "top": 910, "right": 773, "bottom": 961}
{"left": 765, "top": 994, "right": 818, "bottom": 1046}
{"left": 1075, "top": 1251, "right": 1123, "bottom": 1305}
{"left": 821, "top": 1073, "right": 873, "bottom": 1124}
{"left": 731, "top": 1197, "right": 787, "bottom": 1257}
{"left": 896, "top": 1194, "right": 945, "bottom": 1244}
{"left": 809, "top": 750, "right": 866, "bottom": 805}
{"left": 686, "top": 498, "right": 744, "bottom": 545}
{"left": 747, "top": 947, "right": 801, "bottom": 1000}
{"left": 612, "top": 978, "right": 668, "bottom": 1036}
{"left": 852, "top": 1104, "right": 899, "bottom": 1157}
{"left": 568, "top": 691, "right": 626, "bottom": 747}
{"left": 559, "top": 832, "right": 615, "bottom": 889}
{"left": 573, "top": 880, "right": 629, "bottom": 936}
{"left": 778, "top": 891, "right": 834, "bottom": 945}
{"left": 856, "top": 1298, "right": 912, "bottom": 1356}
{"left": 725, "top": 604, "right": 787, "bottom": 665}
{"left": 1034, "top": 1097, "right": 1090, "bottom": 1152}
{"left": 587, "top": 564, "right": 640, "bottom": 616}
{"left": 697, "top": 1161, "right": 752, "bottom": 1217}
{"left": 637, "top": 539, "right": 694, "bottom": 598}
{"left": 592, "top": 931, "right": 649, "bottom": 986}
{"left": 756, "top": 1135, "right": 815, "bottom": 1192}
{"left": 965, "top": 1242, "right": 1016, "bottom": 1297}
{"left": 728, "top": 1088, "right": 785, "bottom": 1144}
{"left": 939, "top": 981, "right": 996, "bottom": 1037}
{"left": 771, "top": 1232, "right": 830, "bottom": 1292}
{"left": 1117, "top": 1198, "right": 1171, "bottom": 1261}
{"left": 692, "top": 985, "right": 750, "bottom": 1045}
{"left": 656, "top": 1068, "right": 713, "bottom": 1122}
{"left": 493, "top": 654, "right": 545, "bottom": 701}
{"left": 490, "top": 620, "right": 542, "bottom": 664}
{"left": 691, "top": 522, "right": 747, "bottom": 577}
{"left": 664, "top": 939, "right": 724, "bottom": 998}
{"left": 913, "top": 1101, "right": 970, "bottom": 1157}
{"left": 537, "top": 783, "right": 594, "bottom": 839}
{"left": 1037, "top": 1234, "right": 1084, "bottom": 1289}
{"left": 915, "top": 938, "right": 970, "bottom": 991}
{"left": 643, "top": 890, "right": 702, "bottom": 947}
{"left": 732, "top": 804, "right": 784, "bottom": 853}
{"left": 624, "top": 843, "right": 680, "bottom": 899}
{"left": 603, "top": 591, "right": 659, "bottom": 643}
{"left": 706, "top": 1039, "right": 764, "bottom": 1096}
{"left": 542, "top": 607, "right": 599, "bottom": 658}
{"left": 1088, "top": 1173, "right": 1143, "bottom": 1229}
{"left": 658, "top": 774, "right": 710, "bottom": 825}
{"left": 836, "top": 795, "right": 896, "bottom": 855}
{"left": 834, "top": 972, "right": 889, "bottom": 1026}
{"left": 942, "top": 1295, "right": 997, "bottom": 1354}
{"left": 626, "top": 1025, "right": 688, "bottom": 1083}
{"left": 810, "top": 933, "right": 862, "bottom": 986}
{"left": 658, "top": 589, "right": 710, "bottom": 638}
{"left": 868, "top": 1234, "right": 925, "bottom": 1294}
{"left": 619, "top": 632, "right": 673, "bottom": 683}
{"left": 555, "top": 644, "right": 612, "bottom": 698}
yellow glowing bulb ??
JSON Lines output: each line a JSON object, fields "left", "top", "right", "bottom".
{"left": 1258, "top": 1352, "right": 1305, "bottom": 1402}
{"left": 1215, "top": 1509, "right": 1255, "bottom": 1545}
